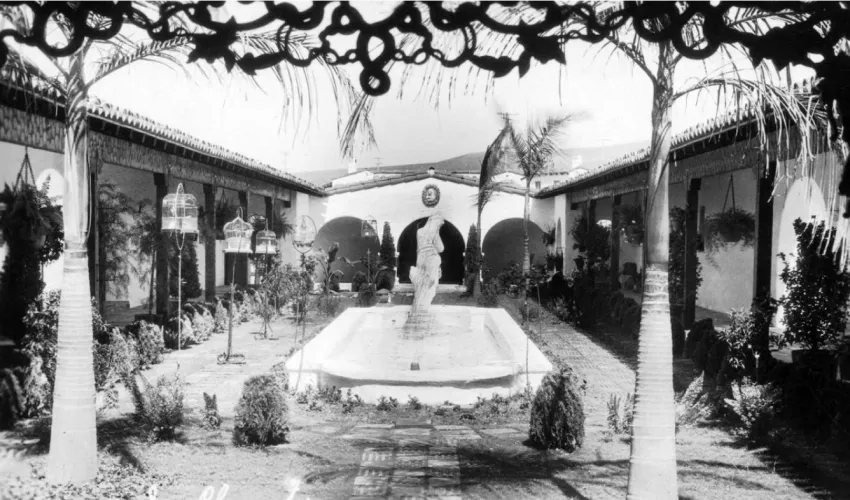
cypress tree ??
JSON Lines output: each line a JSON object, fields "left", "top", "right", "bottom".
{"left": 379, "top": 222, "right": 396, "bottom": 270}
{"left": 464, "top": 224, "right": 480, "bottom": 295}
{"left": 169, "top": 237, "right": 202, "bottom": 301}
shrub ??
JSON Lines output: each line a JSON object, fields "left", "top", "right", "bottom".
{"left": 186, "top": 304, "right": 214, "bottom": 342}
{"left": 407, "top": 395, "right": 423, "bottom": 411}
{"left": 724, "top": 377, "right": 781, "bottom": 440}
{"left": 270, "top": 362, "right": 289, "bottom": 392}
{"left": 342, "top": 389, "right": 364, "bottom": 414}
{"left": 518, "top": 300, "right": 540, "bottom": 324}
{"left": 315, "top": 293, "right": 342, "bottom": 317}
{"left": 374, "top": 268, "right": 395, "bottom": 291}
{"left": 529, "top": 367, "right": 585, "bottom": 452}
{"left": 621, "top": 304, "right": 642, "bottom": 337}
{"left": 202, "top": 392, "right": 222, "bottom": 430}
{"left": 464, "top": 224, "right": 480, "bottom": 294}
{"left": 125, "top": 370, "right": 186, "bottom": 440}
{"left": 127, "top": 321, "right": 164, "bottom": 368}
{"left": 718, "top": 303, "right": 777, "bottom": 380}
{"left": 213, "top": 299, "right": 228, "bottom": 333}
{"left": 778, "top": 218, "right": 850, "bottom": 351}
{"left": 606, "top": 393, "right": 634, "bottom": 435}
{"left": 163, "top": 314, "right": 195, "bottom": 350}
{"left": 548, "top": 297, "right": 572, "bottom": 323}
{"left": 685, "top": 318, "right": 714, "bottom": 359}
{"left": 0, "top": 368, "right": 25, "bottom": 429}
{"left": 376, "top": 396, "right": 400, "bottom": 412}
{"left": 357, "top": 283, "right": 377, "bottom": 308}
{"left": 351, "top": 271, "right": 368, "bottom": 295}
{"left": 476, "top": 282, "right": 499, "bottom": 308}
{"left": 676, "top": 373, "right": 725, "bottom": 426}
{"left": 495, "top": 262, "right": 524, "bottom": 294}
{"left": 233, "top": 374, "right": 290, "bottom": 446}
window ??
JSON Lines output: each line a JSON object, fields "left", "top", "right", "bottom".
{"left": 535, "top": 180, "right": 542, "bottom": 189}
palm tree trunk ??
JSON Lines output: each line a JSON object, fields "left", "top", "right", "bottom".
{"left": 47, "top": 51, "right": 98, "bottom": 484}
{"left": 627, "top": 41, "right": 678, "bottom": 500}
{"left": 522, "top": 181, "right": 531, "bottom": 277}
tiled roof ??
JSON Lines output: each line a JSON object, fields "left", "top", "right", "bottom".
{"left": 0, "top": 72, "right": 324, "bottom": 195}
{"left": 538, "top": 79, "right": 820, "bottom": 197}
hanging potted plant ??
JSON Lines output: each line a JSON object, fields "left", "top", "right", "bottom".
{"left": 613, "top": 204, "right": 644, "bottom": 246}
{"left": 704, "top": 174, "right": 755, "bottom": 254}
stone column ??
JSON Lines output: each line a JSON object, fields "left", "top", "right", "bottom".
{"left": 154, "top": 173, "right": 170, "bottom": 319}
{"left": 203, "top": 183, "right": 216, "bottom": 302}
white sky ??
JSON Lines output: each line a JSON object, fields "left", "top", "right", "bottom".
{"left": 12, "top": 2, "right": 816, "bottom": 174}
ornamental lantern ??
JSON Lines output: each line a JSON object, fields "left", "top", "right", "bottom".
{"left": 361, "top": 215, "right": 378, "bottom": 239}
{"left": 255, "top": 228, "right": 278, "bottom": 254}
{"left": 161, "top": 183, "right": 198, "bottom": 234}
{"left": 223, "top": 209, "right": 253, "bottom": 253}
{"left": 293, "top": 215, "right": 316, "bottom": 254}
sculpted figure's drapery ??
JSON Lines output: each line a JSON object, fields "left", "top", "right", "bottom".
{"left": 408, "top": 215, "right": 444, "bottom": 320}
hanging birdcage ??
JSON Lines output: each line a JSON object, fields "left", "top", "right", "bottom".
{"left": 255, "top": 228, "right": 278, "bottom": 254}
{"left": 223, "top": 209, "right": 253, "bottom": 253}
{"left": 361, "top": 215, "right": 378, "bottom": 239}
{"left": 161, "top": 183, "right": 198, "bottom": 234}
{"left": 293, "top": 215, "right": 316, "bottom": 254}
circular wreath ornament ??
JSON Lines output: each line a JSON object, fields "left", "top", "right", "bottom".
{"left": 422, "top": 184, "right": 440, "bottom": 208}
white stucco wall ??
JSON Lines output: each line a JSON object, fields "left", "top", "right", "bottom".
{"left": 317, "top": 178, "right": 547, "bottom": 253}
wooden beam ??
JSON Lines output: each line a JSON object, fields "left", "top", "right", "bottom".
{"left": 753, "top": 161, "right": 776, "bottom": 378}
{"left": 683, "top": 178, "right": 701, "bottom": 329}
{"left": 154, "top": 173, "right": 170, "bottom": 319}
{"left": 203, "top": 183, "right": 217, "bottom": 302}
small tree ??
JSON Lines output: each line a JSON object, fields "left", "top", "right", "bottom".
{"left": 379, "top": 222, "right": 397, "bottom": 271}
{"left": 168, "top": 238, "right": 202, "bottom": 302}
{"left": 464, "top": 224, "right": 480, "bottom": 295}
{"left": 779, "top": 218, "right": 850, "bottom": 351}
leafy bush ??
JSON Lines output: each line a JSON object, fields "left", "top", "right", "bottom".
{"left": 233, "top": 375, "right": 290, "bottom": 446}
{"left": 464, "top": 224, "right": 480, "bottom": 294}
{"left": 0, "top": 453, "right": 174, "bottom": 500}
{"left": 495, "top": 262, "right": 524, "bottom": 294}
{"left": 548, "top": 296, "right": 572, "bottom": 323}
{"left": 476, "top": 281, "right": 500, "bottom": 308}
{"left": 21, "top": 290, "right": 119, "bottom": 407}
{"left": 270, "top": 362, "right": 289, "bottom": 392}
{"left": 341, "top": 389, "right": 364, "bottom": 414}
{"left": 184, "top": 303, "right": 214, "bottom": 342}
{"left": 570, "top": 215, "right": 610, "bottom": 267}
{"left": 125, "top": 370, "right": 186, "bottom": 440}
{"left": 518, "top": 301, "right": 540, "bottom": 324}
{"left": 778, "top": 218, "right": 850, "bottom": 351}
{"left": 315, "top": 293, "right": 342, "bottom": 317}
{"left": 676, "top": 373, "right": 724, "bottom": 426}
{"left": 126, "top": 320, "right": 164, "bottom": 368}
{"left": 724, "top": 378, "right": 781, "bottom": 439}
{"left": 621, "top": 304, "right": 642, "bottom": 337}
{"left": 374, "top": 268, "right": 395, "bottom": 291}
{"left": 376, "top": 395, "right": 400, "bottom": 412}
{"left": 357, "top": 283, "right": 377, "bottom": 308}
{"left": 606, "top": 393, "right": 634, "bottom": 435}
{"left": 163, "top": 314, "right": 195, "bottom": 350}
{"left": 685, "top": 318, "right": 714, "bottom": 359}
{"left": 718, "top": 302, "right": 777, "bottom": 380}
{"left": 202, "top": 392, "right": 222, "bottom": 430}
{"left": 351, "top": 271, "right": 368, "bottom": 295}
{"left": 0, "top": 368, "right": 25, "bottom": 429}
{"left": 407, "top": 395, "right": 423, "bottom": 410}
{"left": 529, "top": 367, "right": 585, "bottom": 452}
{"left": 213, "top": 299, "right": 228, "bottom": 333}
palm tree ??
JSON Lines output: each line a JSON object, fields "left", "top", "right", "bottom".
{"left": 586, "top": 7, "right": 817, "bottom": 498}
{"left": 470, "top": 120, "right": 512, "bottom": 296}
{"left": 0, "top": 4, "right": 374, "bottom": 484}
{"left": 503, "top": 115, "right": 572, "bottom": 279}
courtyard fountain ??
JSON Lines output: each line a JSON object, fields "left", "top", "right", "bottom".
{"left": 285, "top": 214, "right": 552, "bottom": 405}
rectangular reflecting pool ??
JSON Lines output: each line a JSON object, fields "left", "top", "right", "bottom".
{"left": 285, "top": 305, "right": 552, "bottom": 405}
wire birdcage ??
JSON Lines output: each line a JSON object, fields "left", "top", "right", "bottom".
{"left": 223, "top": 209, "right": 253, "bottom": 253}
{"left": 161, "top": 183, "right": 198, "bottom": 234}
{"left": 293, "top": 215, "right": 316, "bottom": 254}
{"left": 255, "top": 228, "right": 278, "bottom": 254}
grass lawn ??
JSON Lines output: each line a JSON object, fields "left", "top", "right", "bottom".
{"left": 0, "top": 291, "right": 837, "bottom": 499}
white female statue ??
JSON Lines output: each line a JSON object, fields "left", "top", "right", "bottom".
{"left": 409, "top": 214, "right": 444, "bottom": 315}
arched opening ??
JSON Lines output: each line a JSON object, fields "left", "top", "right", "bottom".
{"left": 397, "top": 218, "right": 465, "bottom": 284}
{"left": 482, "top": 218, "right": 547, "bottom": 281}
{"left": 315, "top": 216, "right": 380, "bottom": 283}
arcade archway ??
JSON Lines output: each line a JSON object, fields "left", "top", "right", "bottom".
{"left": 315, "top": 216, "right": 380, "bottom": 283}
{"left": 398, "top": 218, "right": 465, "bottom": 284}
{"left": 482, "top": 218, "right": 547, "bottom": 280}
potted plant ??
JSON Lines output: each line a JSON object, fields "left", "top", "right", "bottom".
{"left": 778, "top": 218, "right": 850, "bottom": 374}
{"left": 704, "top": 208, "right": 756, "bottom": 253}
